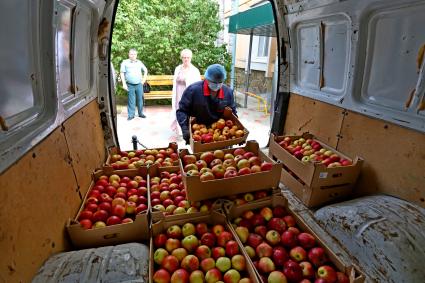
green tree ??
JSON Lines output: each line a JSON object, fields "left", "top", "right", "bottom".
{"left": 112, "top": 0, "right": 231, "bottom": 96}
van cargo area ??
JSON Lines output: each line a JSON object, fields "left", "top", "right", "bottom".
{"left": 0, "top": 0, "right": 424, "bottom": 282}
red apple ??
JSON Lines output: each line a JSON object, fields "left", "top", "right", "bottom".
{"left": 80, "top": 219, "right": 92, "bottom": 229}
{"left": 154, "top": 233, "right": 168, "bottom": 248}
{"left": 195, "top": 245, "right": 211, "bottom": 260}
{"left": 336, "top": 271, "right": 350, "bottom": 283}
{"left": 200, "top": 257, "right": 216, "bottom": 272}
{"left": 308, "top": 247, "right": 328, "bottom": 267}
{"left": 283, "top": 260, "right": 303, "bottom": 282}
{"left": 212, "top": 247, "right": 225, "bottom": 260}
{"left": 247, "top": 233, "right": 263, "bottom": 249}
{"left": 92, "top": 209, "right": 109, "bottom": 223}
{"left": 201, "top": 232, "right": 216, "bottom": 248}
{"left": 78, "top": 210, "right": 93, "bottom": 221}
{"left": 165, "top": 238, "right": 181, "bottom": 253}
{"left": 212, "top": 224, "right": 225, "bottom": 236}
{"left": 272, "top": 246, "right": 288, "bottom": 267}
{"left": 154, "top": 248, "right": 169, "bottom": 265}
{"left": 111, "top": 204, "right": 126, "bottom": 218}
{"left": 297, "top": 232, "right": 316, "bottom": 249}
{"left": 153, "top": 268, "right": 170, "bottom": 283}
{"left": 268, "top": 218, "right": 286, "bottom": 233}
{"left": 181, "top": 235, "right": 199, "bottom": 252}
{"left": 299, "top": 261, "right": 315, "bottom": 278}
{"left": 196, "top": 223, "right": 208, "bottom": 236}
{"left": 167, "top": 225, "right": 182, "bottom": 239}
{"left": 272, "top": 207, "right": 285, "bottom": 219}
{"left": 256, "top": 242, "right": 273, "bottom": 258}
{"left": 258, "top": 257, "right": 275, "bottom": 273}
{"left": 317, "top": 265, "right": 337, "bottom": 283}
{"left": 217, "top": 231, "right": 233, "bottom": 247}
{"left": 254, "top": 225, "right": 267, "bottom": 238}
{"left": 289, "top": 246, "right": 307, "bottom": 262}
{"left": 106, "top": 215, "right": 121, "bottom": 226}
{"left": 170, "top": 268, "right": 189, "bottom": 283}
{"left": 205, "top": 268, "right": 222, "bottom": 282}
{"left": 225, "top": 240, "right": 239, "bottom": 257}
{"left": 162, "top": 255, "right": 179, "bottom": 273}
{"left": 181, "top": 254, "right": 199, "bottom": 272}
{"left": 281, "top": 231, "right": 298, "bottom": 248}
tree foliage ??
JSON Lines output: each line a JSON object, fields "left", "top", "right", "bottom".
{"left": 111, "top": 0, "right": 231, "bottom": 79}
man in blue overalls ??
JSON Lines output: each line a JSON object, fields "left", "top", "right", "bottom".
{"left": 177, "top": 64, "right": 237, "bottom": 144}
{"left": 120, "top": 49, "right": 148, "bottom": 120}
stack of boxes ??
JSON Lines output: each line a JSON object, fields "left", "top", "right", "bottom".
{"left": 65, "top": 113, "right": 364, "bottom": 282}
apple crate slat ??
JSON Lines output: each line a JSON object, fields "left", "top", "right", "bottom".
{"left": 179, "top": 140, "right": 282, "bottom": 202}
{"left": 149, "top": 211, "right": 260, "bottom": 283}
{"left": 66, "top": 168, "right": 150, "bottom": 249}
{"left": 225, "top": 194, "right": 365, "bottom": 283}
{"left": 269, "top": 133, "right": 364, "bottom": 208}
{"left": 189, "top": 107, "right": 249, "bottom": 153}
{"left": 103, "top": 142, "right": 179, "bottom": 171}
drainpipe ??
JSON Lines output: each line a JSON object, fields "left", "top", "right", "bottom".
{"left": 230, "top": 0, "right": 239, "bottom": 90}
{"left": 244, "top": 31, "right": 253, "bottom": 108}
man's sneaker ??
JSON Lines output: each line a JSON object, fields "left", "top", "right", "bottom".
{"left": 127, "top": 117, "right": 134, "bottom": 121}
{"left": 139, "top": 114, "right": 146, "bottom": 118}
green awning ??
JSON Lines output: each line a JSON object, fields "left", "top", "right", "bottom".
{"left": 228, "top": 3, "right": 275, "bottom": 37}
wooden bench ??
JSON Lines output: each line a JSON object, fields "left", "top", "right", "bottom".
{"left": 145, "top": 75, "right": 204, "bottom": 100}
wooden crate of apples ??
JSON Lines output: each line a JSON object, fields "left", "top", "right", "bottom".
{"left": 66, "top": 169, "right": 150, "bottom": 248}
{"left": 190, "top": 107, "right": 249, "bottom": 153}
{"left": 227, "top": 195, "right": 364, "bottom": 283}
{"left": 179, "top": 141, "right": 282, "bottom": 202}
{"left": 148, "top": 164, "right": 228, "bottom": 222}
{"left": 150, "top": 212, "right": 260, "bottom": 283}
{"left": 269, "top": 133, "right": 363, "bottom": 207}
{"left": 105, "top": 143, "right": 179, "bottom": 170}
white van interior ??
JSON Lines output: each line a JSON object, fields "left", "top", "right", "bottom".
{"left": 0, "top": 0, "right": 424, "bottom": 282}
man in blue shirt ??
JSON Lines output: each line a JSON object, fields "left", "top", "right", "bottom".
{"left": 120, "top": 49, "right": 148, "bottom": 120}
{"left": 177, "top": 64, "right": 237, "bottom": 144}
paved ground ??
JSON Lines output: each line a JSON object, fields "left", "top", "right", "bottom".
{"left": 116, "top": 94, "right": 271, "bottom": 151}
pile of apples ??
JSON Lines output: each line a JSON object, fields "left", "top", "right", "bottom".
{"left": 150, "top": 170, "right": 215, "bottom": 215}
{"left": 153, "top": 222, "right": 252, "bottom": 283}
{"left": 77, "top": 174, "right": 148, "bottom": 229}
{"left": 278, "top": 137, "right": 352, "bottom": 168}
{"left": 232, "top": 206, "right": 349, "bottom": 283}
{"left": 109, "top": 147, "right": 178, "bottom": 169}
{"left": 227, "top": 190, "right": 271, "bottom": 206}
{"left": 182, "top": 148, "right": 273, "bottom": 181}
{"left": 191, "top": 119, "right": 245, "bottom": 143}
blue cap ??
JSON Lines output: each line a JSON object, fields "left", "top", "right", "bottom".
{"left": 204, "top": 64, "right": 226, "bottom": 83}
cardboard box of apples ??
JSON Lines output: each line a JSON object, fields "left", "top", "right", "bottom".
{"left": 148, "top": 164, "right": 231, "bottom": 223}
{"left": 150, "top": 211, "right": 260, "bottom": 283}
{"left": 179, "top": 140, "right": 282, "bottom": 202}
{"left": 226, "top": 194, "right": 365, "bottom": 283}
{"left": 104, "top": 142, "right": 179, "bottom": 170}
{"left": 269, "top": 133, "right": 363, "bottom": 207}
{"left": 66, "top": 168, "right": 150, "bottom": 248}
{"left": 189, "top": 107, "right": 249, "bottom": 153}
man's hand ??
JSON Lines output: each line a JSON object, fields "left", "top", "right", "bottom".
{"left": 122, "top": 84, "right": 128, "bottom": 91}
{"left": 183, "top": 131, "right": 190, "bottom": 145}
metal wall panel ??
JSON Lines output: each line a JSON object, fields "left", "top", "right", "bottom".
{"left": 284, "top": 0, "right": 425, "bottom": 132}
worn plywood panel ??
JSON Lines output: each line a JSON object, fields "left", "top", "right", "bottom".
{"left": 284, "top": 94, "right": 344, "bottom": 147}
{"left": 63, "top": 100, "right": 106, "bottom": 197}
{"left": 338, "top": 111, "right": 425, "bottom": 207}
{"left": 0, "top": 129, "right": 80, "bottom": 283}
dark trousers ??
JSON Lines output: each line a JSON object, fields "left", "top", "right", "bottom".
{"left": 127, "top": 83, "right": 144, "bottom": 118}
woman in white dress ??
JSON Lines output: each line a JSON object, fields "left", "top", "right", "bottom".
{"left": 170, "top": 49, "right": 202, "bottom": 138}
